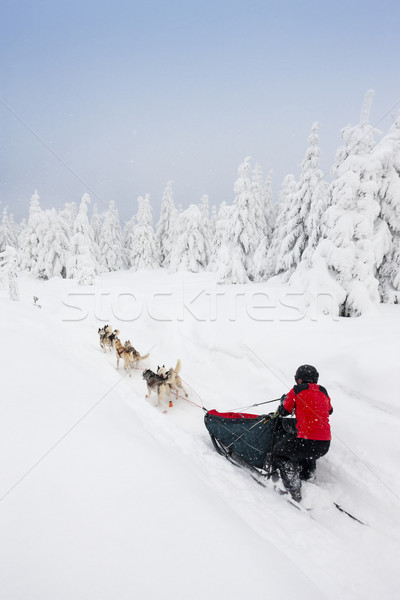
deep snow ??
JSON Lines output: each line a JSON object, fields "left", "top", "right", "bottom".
{"left": 1, "top": 270, "right": 399, "bottom": 600}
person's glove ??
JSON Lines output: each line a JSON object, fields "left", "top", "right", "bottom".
{"left": 278, "top": 402, "right": 291, "bottom": 417}
{"left": 268, "top": 409, "right": 280, "bottom": 419}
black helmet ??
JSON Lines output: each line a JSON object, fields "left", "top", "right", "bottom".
{"left": 295, "top": 364, "right": 319, "bottom": 383}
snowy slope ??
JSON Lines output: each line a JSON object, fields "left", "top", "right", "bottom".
{"left": 1, "top": 271, "right": 399, "bottom": 600}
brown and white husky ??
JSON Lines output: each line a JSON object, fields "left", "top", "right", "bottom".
{"left": 157, "top": 359, "right": 188, "bottom": 402}
{"left": 115, "top": 338, "right": 149, "bottom": 375}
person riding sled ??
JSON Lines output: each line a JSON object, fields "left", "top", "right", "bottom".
{"left": 272, "top": 364, "right": 333, "bottom": 503}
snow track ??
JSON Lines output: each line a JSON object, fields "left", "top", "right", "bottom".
{"left": 1, "top": 271, "right": 400, "bottom": 599}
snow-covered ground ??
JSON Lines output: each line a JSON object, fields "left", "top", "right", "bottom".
{"left": 1, "top": 270, "right": 399, "bottom": 600}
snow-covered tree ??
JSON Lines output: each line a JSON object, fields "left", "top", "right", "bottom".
{"left": 217, "top": 222, "right": 249, "bottom": 284}
{"left": 209, "top": 204, "right": 218, "bottom": 241}
{"left": 264, "top": 170, "right": 275, "bottom": 240}
{"left": 218, "top": 157, "right": 258, "bottom": 283}
{"left": 209, "top": 202, "right": 230, "bottom": 271}
{"left": 375, "top": 114, "right": 400, "bottom": 303}
{"left": 59, "top": 202, "right": 77, "bottom": 235}
{"left": 34, "top": 208, "right": 70, "bottom": 279}
{"left": 67, "top": 194, "right": 99, "bottom": 285}
{"left": 268, "top": 123, "right": 328, "bottom": 282}
{"left": 33, "top": 209, "right": 50, "bottom": 279}
{"left": 19, "top": 191, "right": 46, "bottom": 272}
{"left": 16, "top": 218, "right": 27, "bottom": 248}
{"left": 170, "top": 205, "right": 209, "bottom": 273}
{"left": 0, "top": 246, "right": 19, "bottom": 301}
{"left": 290, "top": 122, "right": 329, "bottom": 270}
{"left": 249, "top": 164, "right": 275, "bottom": 280}
{"left": 130, "top": 195, "right": 159, "bottom": 271}
{"left": 156, "top": 181, "right": 178, "bottom": 267}
{"left": 8, "top": 213, "right": 18, "bottom": 247}
{"left": 232, "top": 157, "right": 259, "bottom": 276}
{"left": 122, "top": 214, "right": 136, "bottom": 268}
{"left": 198, "top": 194, "right": 211, "bottom": 268}
{"left": 312, "top": 90, "right": 391, "bottom": 316}
{"left": 91, "top": 204, "right": 103, "bottom": 246}
{"left": 199, "top": 194, "right": 210, "bottom": 231}
{"left": 99, "top": 201, "right": 124, "bottom": 271}
{"left": 0, "top": 208, "right": 15, "bottom": 253}
{"left": 259, "top": 174, "right": 298, "bottom": 280}
{"left": 253, "top": 236, "right": 270, "bottom": 283}
{"left": 251, "top": 164, "right": 269, "bottom": 244}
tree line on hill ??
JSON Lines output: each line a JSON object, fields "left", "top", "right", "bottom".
{"left": 1, "top": 90, "right": 399, "bottom": 317}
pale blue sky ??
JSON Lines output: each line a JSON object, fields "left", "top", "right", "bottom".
{"left": 1, "top": 0, "right": 400, "bottom": 221}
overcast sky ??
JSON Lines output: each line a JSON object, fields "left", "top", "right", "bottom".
{"left": 1, "top": 0, "right": 400, "bottom": 223}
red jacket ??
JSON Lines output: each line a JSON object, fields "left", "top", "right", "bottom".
{"left": 282, "top": 383, "right": 333, "bottom": 440}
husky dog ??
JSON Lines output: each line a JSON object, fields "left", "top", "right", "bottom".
{"left": 98, "top": 325, "right": 119, "bottom": 352}
{"left": 115, "top": 338, "right": 149, "bottom": 375}
{"left": 98, "top": 325, "right": 111, "bottom": 352}
{"left": 157, "top": 359, "right": 188, "bottom": 400}
{"left": 105, "top": 328, "right": 119, "bottom": 351}
{"left": 142, "top": 368, "right": 170, "bottom": 404}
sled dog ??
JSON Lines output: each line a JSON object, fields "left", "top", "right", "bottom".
{"left": 115, "top": 338, "right": 149, "bottom": 374}
{"left": 105, "top": 328, "right": 119, "bottom": 351}
{"left": 98, "top": 325, "right": 111, "bottom": 352}
{"left": 98, "top": 325, "right": 119, "bottom": 352}
{"left": 157, "top": 359, "right": 188, "bottom": 400}
{"left": 142, "top": 368, "right": 172, "bottom": 408}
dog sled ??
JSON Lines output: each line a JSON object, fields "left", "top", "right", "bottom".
{"left": 204, "top": 409, "right": 296, "bottom": 472}
{"left": 204, "top": 409, "right": 366, "bottom": 524}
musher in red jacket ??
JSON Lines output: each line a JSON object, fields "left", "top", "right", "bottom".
{"left": 272, "top": 364, "right": 333, "bottom": 502}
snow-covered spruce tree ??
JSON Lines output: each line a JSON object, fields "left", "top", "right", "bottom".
{"left": 264, "top": 170, "right": 275, "bottom": 238}
{"left": 217, "top": 239, "right": 249, "bottom": 284}
{"left": 251, "top": 164, "right": 269, "bottom": 243}
{"left": 233, "top": 157, "right": 259, "bottom": 277}
{"left": 8, "top": 213, "right": 19, "bottom": 247}
{"left": 16, "top": 218, "right": 27, "bottom": 249}
{"left": 209, "top": 204, "right": 217, "bottom": 241}
{"left": 198, "top": 194, "right": 211, "bottom": 269}
{"left": 216, "top": 208, "right": 250, "bottom": 284}
{"left": 33, "top": 209, "right": 50, "bottom": 279}
{"left": 0, "top": 246, "right": 19, "bottom": 300}
{"left": 122, "top": 214, "right": 136, "bottom": 268}
{"left": 0, "top": 208, "right": 15, "bottom": 253}
{"left": 169, "top": 204, "right": 209, "bottom": 273}
{"left": 375, "top": 114, "right": 400, "bottom": 303}
{"left": 199, "top": 194, "right": 210, "bottom": 231}
{"left": 258, "top": 174, "right": 298, "bottom": 280}
{"left": 250, "top": 165, "right": 275, "bottom": 281}
{"left": 209, "top": 201, "right": 230, "bottom": 271}
{"left": 288, "top": 122, "right": 329, "bottom": 283}
{"left": 216, "top": 215, "right": 249, "bottom": 284}
{"left": 315, "top": 90, "right": 391, "bottom": 316}
{"left": 91, "top": 204, "right": 103, "bottom": 246}
{"left": 218, "top": 157, "right": 259, "bottom": 283}
{"left": 67, "top": 194, "right": 100, "bottom": 285}
{"left": 19, "top": 190, "right": 46, "bottom": 272}
{"left": 156, "top": 181, "right": 178, "bottom": 267}
{"left": 34, "top": 208, "right": 70, "bottom": 279}
{"left": 7, "top": 247, "right": 19, "bottom": 301}
{"left": 130, "top": 195, "right": 159, "bottom": 271}
{"left": 99, "top": 201, "right": 124, "bottom": 272}
{"left": 59, "top": 202, "right": 78, "bottom": 236}
{"left": 270, "top": 123, "right": 328, "bottom": 282}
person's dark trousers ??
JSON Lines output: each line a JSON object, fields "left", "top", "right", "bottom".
{"left": 273, "top": 433, "right": 330, "bottom": 496}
